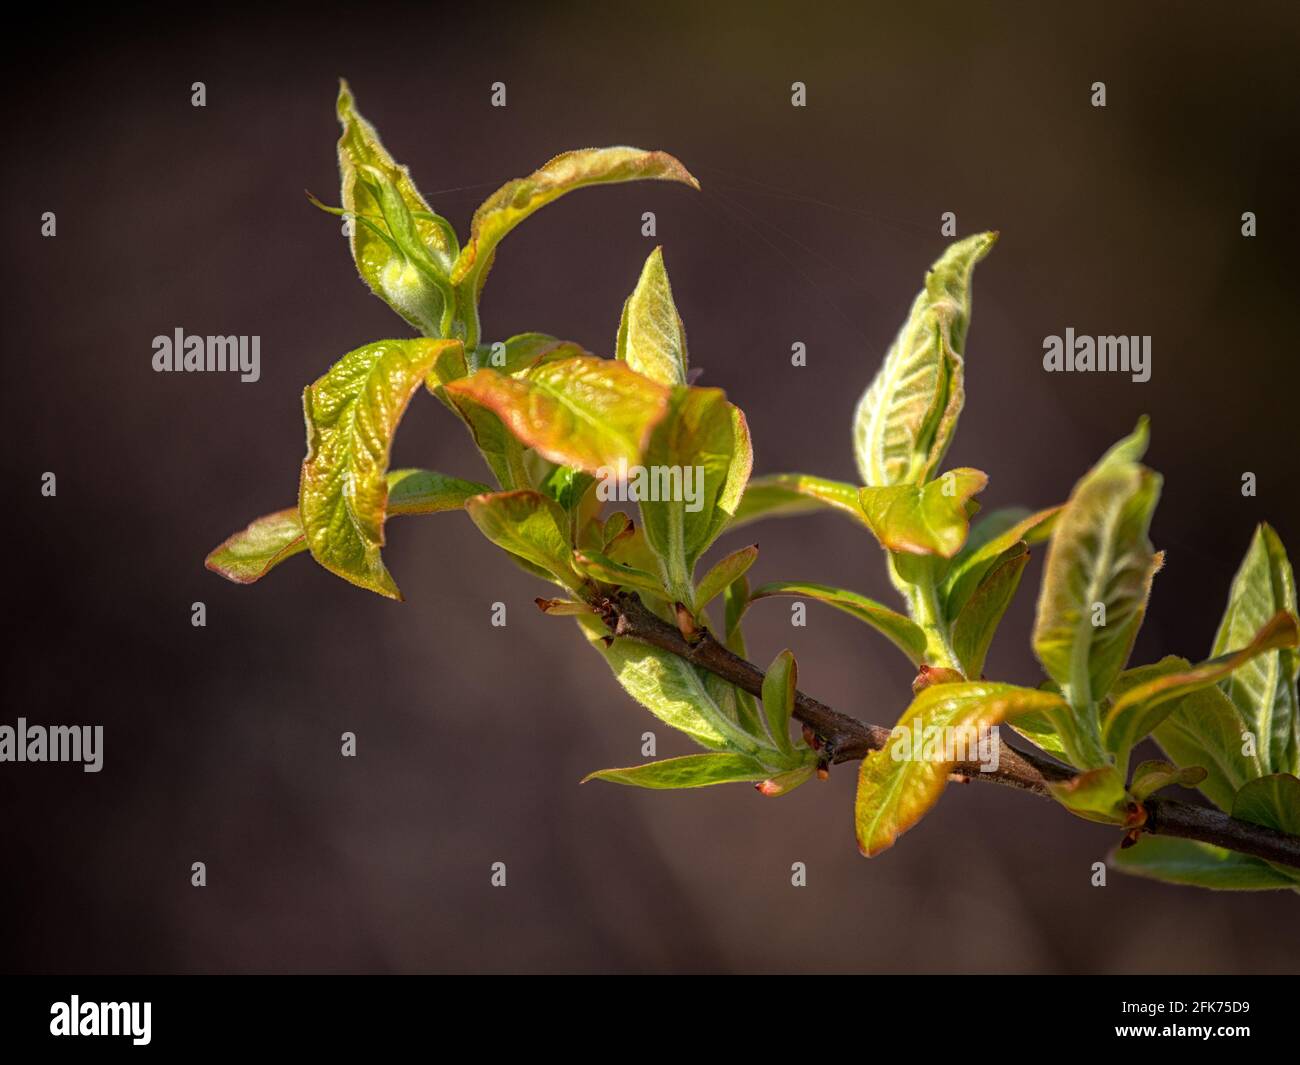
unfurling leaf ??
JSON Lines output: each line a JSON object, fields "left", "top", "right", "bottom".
{"left": 695, "top": 545, "right": 758, "bottom": 612}
{"left": 1047, "top": 766, "right": 1134, "bottom": 825}
{"left": 1129, "top": 760, "right": 1208, "bottom": 802}
{"left": 855, "top": 682, "right": 1066, "bottom": 856}
{"left": 583, "top": 752, "right": 769, "bottom": 789}
{"left": 452, "top": 147, "right": 699, "bottom": 340}
{"left": 1110, "top": 836, "right": 1300, "bottom": 892}
{"left": 639, "top": 386, "right": 752, "bottom": 606}
{"left": 857, "top": 468, "right": 988, "bottom": 558}
{"left": 334, "top": 81, "right": 457, "bottom": 336}
{"left": 949, "top": 541, "right": 1030, "bottom": 679}
{"left": 727, "top": 473, "right": 867, "bottom": 532}
{"left": 1102, "top": 612, "right": 1299, "bottom": 775}
{"left": 852, "top": 232, "right": 997, "bottom": 488}
{"left": 1032, "top": 418, "right": 1161, "bottom": 765}
{"left": 750, "top": 581, "right": 927, "bottom": 665}
{"left": 616, "top": 246, "right": 688, "bottom": 386}
{"left": 465, "top": 489, "right": 582, "bottom": 590}
{"left": 299, "top": 339, "right": 464, "bottom": 598}
{"left": 574, "top": 549, "right": 664, "bottom": 598}
{"left": 444, "top": 356, "right": 671, "bottom": 474}
{"left": 1212, "top": 524, "right": 1299, "bottom": 775}
{"left": 206, "top": 468, "right": 490, "bottom": 585}
{"left": 760, "top": 650, "right": 798, "bottom": 755}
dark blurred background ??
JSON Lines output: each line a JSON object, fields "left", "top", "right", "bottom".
{"left": 3, "top": 1, "right": 1299, "bottom": 973}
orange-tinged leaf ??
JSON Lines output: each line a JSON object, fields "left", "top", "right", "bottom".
{"left": 205, "top": 509, "right": 305, "bottom": 584}
{"left": 299, "top": 339, "right": 464, "bottom": 599}
{"left": 855, "top": 682, "right": 1066, "bottom": 856}
{"left": 453, "top": 146, "right": 699, "bottom": 300}
{"left": 444, "top": 356, "right": 671, "bottom": 474}
{"left": 206, "top": 468, "right": 488, "bottom": 585}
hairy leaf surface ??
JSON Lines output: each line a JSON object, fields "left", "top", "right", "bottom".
{"left": 615, "top": 246, "right": 688, "bottom": 386}
{"left": 855, "top": 682, "right": 1065, "bottom": 856}
{"left": 299, "top": 339, "right": 461, "bottom": 598}
{"left": 852, "top": 232, "right": 996, "bottom": 487}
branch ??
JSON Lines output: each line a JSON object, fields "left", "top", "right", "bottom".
{"left": 592, "top": 591, "right": 1300, "bottom": 872}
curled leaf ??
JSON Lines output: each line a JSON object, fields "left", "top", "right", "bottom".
{"left": 852, "top": 232, "right": 996, "bottom": 487}
{"left": 206, "top": 468, "right": 489, "bottom": 585}
{"left": 299, "top": 339, "right": 463, "bottom": 598}
{"left": 855, "top": 682, "right": 1065, "bottom": 856}
{"left": 616, "top": 246, "right": 688, "bottom": 386}
{"left": 335, "top": 81, "right": 457, "bottom": 335}
{"left": 857, "top": 468, "right": 988, "bottom": 558}
{"left": 1129, "top": 760, "right": 1208, "bottom": 802}
{"left": 453, "top": 147, "right": 699, "bottom": 337}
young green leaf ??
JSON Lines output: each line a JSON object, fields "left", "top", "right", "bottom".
{"left": 1032, "top": 418, "right": 1161, "bottom": 756}
{"left": 452, "top": 147, "right": 699, "bottom": 343}
{"left": 575, "top": 615, "right": 756, "bottom": 752}
{"left": 760, "top": 650, "right": 798, "bottom": 755}
{"left": 950, "top": 541, "right": 1030, "bottom": 679}
{"left": 942, "top": 505, "right": 1061, "bottom": 621}
{"left": 385, "top": 469, "right": 494, "bottom": 514}
{"left": 852, "top": 232, "right": 997, "bottom": 488}
{"left": 574, "top": 548, "right": 665, "bottom": 598}
{"left": 464, "top": 489, "right": 582, "bottom": 590}
{"left": 299, "top": 339, "right": 463, "bottom": 598}
{"left": 695, "top": 545, "right": 758, "bottom": 612}
{"left": 1212, "top": 524, "right": 1299, "bottom": 774}
{"left": 1110, "top": 836, "right": 1299, "bottom": 891}
{"left": 639, "top": 386, "right": 752, "bottom": 605}
{"left": 727, "top": 473, "right": 867, "bottom": 532}
{"left": 1047, "top": 766, "right": 1134, "bottom": 825}
{"left": 583, "top": 752, "right": 769, "bottom": 789}
{"left": 750, "top": 581, "right": 927, "bottom": 665}
{"left": 1152, "top": 684, "right": 1264, "bottom": 812}
{"left": 205, "top": 508, "right": 306, "bottom": 585}
{"left": 1231, "top": 773, "right": 1300, "bottom": 836}
{"left": 857, "top": 468, "right": 988, "bottom": 558}
{"left": 1102, "top": 612, "right": 1299, "bottom": 775}
{"left": 206, "top": 469, "right": 490, "bottom": 585}
{"left": 444, "top": 356, "right": 671, "bottom": 474}
{"left": 1006, "top": 707, "right": 1073, "bottom": 763}
{"left": 1129, "top": 760, "right": 1208, "bottom": 802}
{"left": 335, "top": 81, "right": 457, "bottom": 336}
{"left": 615, "top": 246, "right": 688, "bottom": 387}
{"left": 855, "top": 681, "right": 1067, "bottom": 856}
